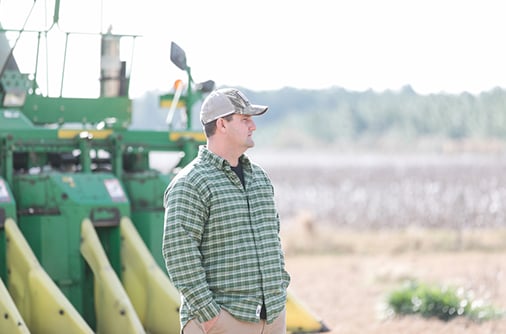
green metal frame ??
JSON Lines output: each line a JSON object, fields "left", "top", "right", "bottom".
{"left": 1, "top": 9, "right": 210, "bottom": 329}
{"left": 22, "top": 94, "right": 132, "bottom": 127}
{"left": 0, "top": 177, "right": 16, "bottom": 283}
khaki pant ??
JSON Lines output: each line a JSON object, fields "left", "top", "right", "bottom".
{"left": 183, "top": 308, "right": 286, "bottom": 334}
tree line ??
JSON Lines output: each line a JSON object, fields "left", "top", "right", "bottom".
{"left": 131, "top": 85, "right": 506, "bottom": 150}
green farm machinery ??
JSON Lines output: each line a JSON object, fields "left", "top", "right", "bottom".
{"left": 0, "top": 1, "right": 328, "bottom": 333}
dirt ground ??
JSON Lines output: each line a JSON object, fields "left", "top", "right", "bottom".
{"left": 285, "top": 251, "right": 506, "bottom": 334}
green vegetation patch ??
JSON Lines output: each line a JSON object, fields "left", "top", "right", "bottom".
{"left": 387, "top": 280, "right": 504, "bottom": 322}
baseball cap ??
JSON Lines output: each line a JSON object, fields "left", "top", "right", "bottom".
{"left": 200, "top": 88, "right": 268, "bottom": 125}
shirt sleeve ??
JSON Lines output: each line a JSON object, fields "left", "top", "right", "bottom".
{"left": 276, "top": 210, "right": 291, "bottom": 290}
{"left": 162, "top": 179, "right": 221, "bottom": 322}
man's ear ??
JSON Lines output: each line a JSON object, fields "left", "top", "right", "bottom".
{"left": 216, "top": 118, "right": 227, "bottom": 132}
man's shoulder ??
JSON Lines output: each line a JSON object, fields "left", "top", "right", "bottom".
{"left": 248, "top": 160, "right": 271, "bottom": 180}
{"left": 163, "top": 159, "right": 211, "bottom": 205}
{"left": 172, "top": 158, "right": 210, "bottom": 184}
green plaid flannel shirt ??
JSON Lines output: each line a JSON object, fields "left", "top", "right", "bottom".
{"left": 162, "top": 146, "right": 290, "bottom": 328}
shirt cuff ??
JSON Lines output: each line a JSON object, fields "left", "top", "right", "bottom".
{"left": 196, "top": 300, "right": 221, "bottom": 323}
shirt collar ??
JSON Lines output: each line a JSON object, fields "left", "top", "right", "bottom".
{"left": 199, "top": 145, "right": 251, "bottom": 171}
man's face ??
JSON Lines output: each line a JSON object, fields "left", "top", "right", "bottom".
{"left": 225, "top": 114, "right": 257, "bottom": 151}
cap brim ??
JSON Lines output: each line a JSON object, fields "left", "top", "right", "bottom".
{"left": 244, "top": 104, "right": 268, "bottom": 116}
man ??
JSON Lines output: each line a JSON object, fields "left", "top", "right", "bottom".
{"left": 163, "top": 88, "right": 290, "bottom": 334}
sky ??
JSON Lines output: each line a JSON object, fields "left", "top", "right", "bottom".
{"left": 2, "top": 0, "right": 506, "bottom": 98}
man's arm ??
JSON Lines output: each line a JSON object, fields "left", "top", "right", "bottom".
{"left": 162, "top": 180, "right": 221, "bottom": 322}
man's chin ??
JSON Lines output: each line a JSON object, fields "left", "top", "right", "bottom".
{"left": 244, "top": 138, "right": 255, "bottom": 148}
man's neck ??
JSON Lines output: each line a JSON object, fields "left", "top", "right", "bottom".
{"left": 207, "top": 142, "right": 243, "bottom": 167}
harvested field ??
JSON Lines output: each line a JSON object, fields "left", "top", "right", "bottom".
{"left": 253, "top": 150, "right": 506, "bottom": 230}
{"left": 251, "top": 150, "right": 506, "bottom": 333}
{"left": 285, "top": 251, "right": 506, "bottom": 334}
